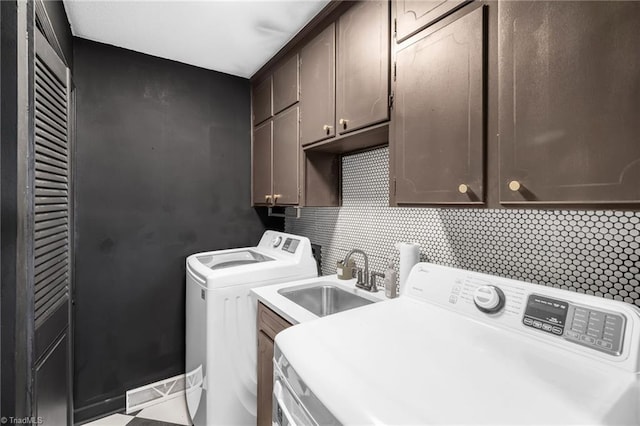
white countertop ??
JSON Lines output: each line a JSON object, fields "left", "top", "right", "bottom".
{"left": 251, "top": 274, "right": 389, "bottom": 324}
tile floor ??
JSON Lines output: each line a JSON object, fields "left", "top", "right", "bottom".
{"left": 84, "top": 395, "right": 192, "bottom": 426}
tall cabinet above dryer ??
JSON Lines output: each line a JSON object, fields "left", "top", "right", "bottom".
{"left": 252, "top": 54, "right": 301, "bottom": 207}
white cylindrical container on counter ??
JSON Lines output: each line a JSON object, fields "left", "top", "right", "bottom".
{"left": 396, "top": 242, "right": 420, "bottom": 296}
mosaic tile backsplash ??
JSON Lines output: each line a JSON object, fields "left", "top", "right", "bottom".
{"left": 285, "top": 147, "right": 640, "bottom": 306}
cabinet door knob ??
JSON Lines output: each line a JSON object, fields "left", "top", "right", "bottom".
{"left": 458, "top": 184, "right": 469, "bottom": 194}
{"left": 273, "top": 194, "right": 282, "bottom": 202}
{"left": 265, "top": 195, "right": 272, "bottom": 202}
{"left": 339, "top": 118, "right": 348, "bottom": 129}
{"left": 508, "top": 181, "right": 521, "bottom": 192}
{"left": 323, "top": 124, "right": 333, "bottom": 135}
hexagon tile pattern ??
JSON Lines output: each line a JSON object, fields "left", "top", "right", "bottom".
{"left": 286, "top": 147, "right": 640, "bottom": 306}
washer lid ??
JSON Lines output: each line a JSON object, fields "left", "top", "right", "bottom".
{"left": 275, "top": 299, "right": 640, "bottom": 425}
{"left": 194, "top": 250, "right": 274, "bottom": 271}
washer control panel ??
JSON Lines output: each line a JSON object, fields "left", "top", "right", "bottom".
{"left": 523, "top": 294, "right": 626, "bottom": 356}
{"left": 281, "top": 238, "right": 300, "bottom": 254}
{"left": 272, "top": 236, "right": 283, "bottom": 248}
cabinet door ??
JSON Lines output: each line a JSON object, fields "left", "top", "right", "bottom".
{"left": 257, "top": 302, "right": 292, "bottom": 340}
{"left": 252, "top": 121, "right": 272, "bottom": 205}
{"left": 273, "top": 54, "right": 299, "bottom": 115}
{"left": 393, "top": 6, "right": 485, "bottom": 204}
{"left": 257, "top": 331, "right": 274, "bottom": 426}
{"left": 336, "top": 0, "right": 390, "bottom": 135}
{"left": 257, "top": 303, "right": 292, "bottom": 426}
{"left": 395, "top": 0, "right": 471, "bottom": 42}
{"left": 273, "top": 107, "right": 300, "bottom": 205}
{"left": 252, "top": 77, "right": 272, "bottom": 126}
{"left": 300, "top": 24, "right": 336, "bottom": 146}
{"left": 499, "top": 1, "right": 640, "bottom": 204}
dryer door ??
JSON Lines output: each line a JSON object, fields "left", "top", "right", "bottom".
{"left": 272, "top": 353, "right": 340, "bottom": 426}
{"left": 273, "top": 367, "right": 317, "bottom": 426}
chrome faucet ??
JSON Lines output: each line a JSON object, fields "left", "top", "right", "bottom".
{"left": 343, "top": 249, "right": 378, "bottom": 292}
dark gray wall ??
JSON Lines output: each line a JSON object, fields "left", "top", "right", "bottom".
{"left": 73, "top": 38, "right": 279, "bottom": 421}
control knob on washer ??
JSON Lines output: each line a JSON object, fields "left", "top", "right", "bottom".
{"left": 272, "top": 236, "right": 282, "bottom": 248}
{"left": 473, "top": 285, "right": 505, "bottom": 313}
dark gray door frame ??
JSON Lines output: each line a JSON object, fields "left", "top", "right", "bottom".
{"left": 1, "top": 0, "right": 34, "bottom": 418}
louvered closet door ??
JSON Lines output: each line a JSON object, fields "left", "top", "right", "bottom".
{"left": 33, "top": 29, "right": 71, "bottom": 426}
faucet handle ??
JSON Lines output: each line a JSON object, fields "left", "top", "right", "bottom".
{"left": 356, "top": 268, "right": 364, "bottom": 284}
{"left": 369, "top": 271, "right": 385, "bottom": 293}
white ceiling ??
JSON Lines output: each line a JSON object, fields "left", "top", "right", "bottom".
{"left": 63, "top": 0, "right": 330, "bottom": 78}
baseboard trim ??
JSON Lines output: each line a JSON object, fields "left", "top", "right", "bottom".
{"left": 73, "top": 395, "right": 125, "bottom": 425}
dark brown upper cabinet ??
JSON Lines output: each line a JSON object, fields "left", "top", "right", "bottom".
{"left": 300, "top": 23, "right": 336, "bottom": 146}
{"left": 336, "top": 0, "right": 390, "bottom": 135}
{"left": 392, "top": 5, "right": 485, "bottom": 205}
{"left": 253, "top": 53, "right": 301, "bottom": 206}
{"left": 252, "top": 77, "right": 272, "bottom": 126}
{"left": 272, "top": 106, "right": 300, "bottom": 205}
{"left": 252, "top": 1, "right": 391, "bottom": 207}
{"left": 252, "top": 120, "right": 272, "bottom": 205}
{"left": 252, "top": 107, "right": 300, "bottom": 207}
{"left": 394, "top": 0, "right": 471, "bottom": 43}
{"left": 273, "top": 54, "right": 299, "bottom": 115}
{"left": 499, "top": 1, "right": 640, "bottom": 205}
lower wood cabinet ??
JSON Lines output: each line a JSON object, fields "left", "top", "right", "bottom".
{"left": 257, "top": 302, "right": 292, "bottom": 426}
{"left": 391, "top": 5, "right": 486, "bottom": 205}
{"left": 499, "top": 1, "right": 640, "bottom": 204}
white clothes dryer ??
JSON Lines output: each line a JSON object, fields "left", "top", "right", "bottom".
{"left": 274, "top": 263, "right": 640, "bottom": 425}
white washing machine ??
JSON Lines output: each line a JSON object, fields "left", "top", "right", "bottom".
{"left": 185, "top": 231, "right": 317, "bottom": 426}
{"left": 274, "top": 263, "right": 640, "bottom": 425}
